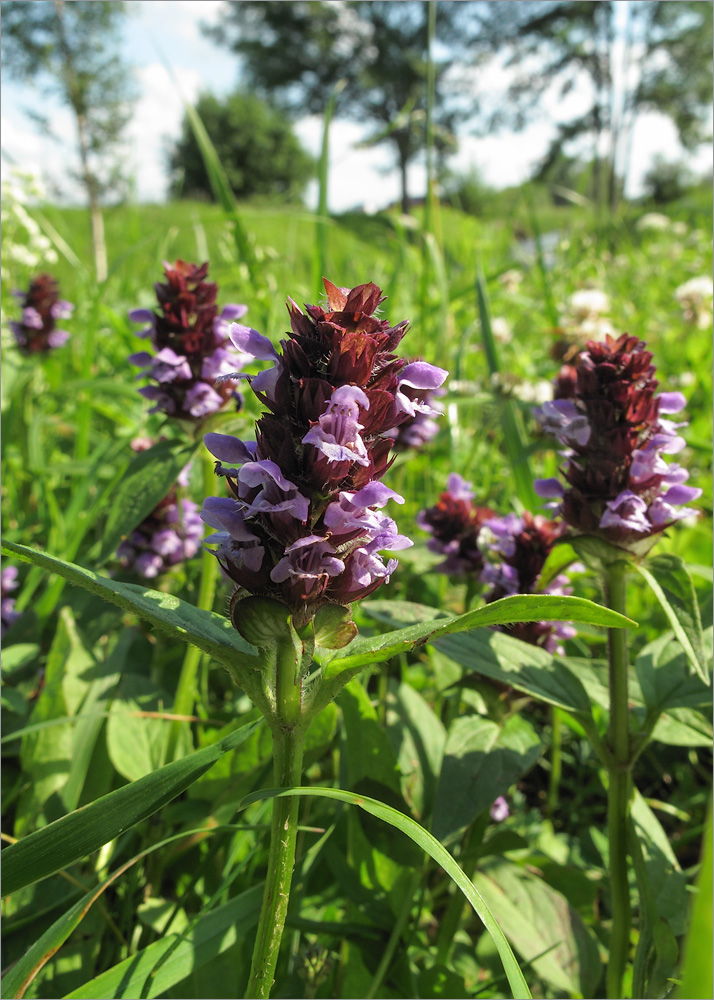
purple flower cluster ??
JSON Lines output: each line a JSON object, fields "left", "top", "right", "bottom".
{"left": 9, "top": 274, "right": 73, "bottom": 353}
{"left": 201, "top": 279, "right": 448, "bottom": 626}
{"left": 417, "top": 474, "right": 495, "bottom": 575}
{"left": 420, "top": 478, "right": 575, "bottom": 653}
{"left": 2, "top": 566, "right": 21, "bottom": 636}
{"left": 479, "top": 511, "right": 576, "bottom": 654}
{"left": 534, "top": 334, "right": 701, "bottom": 547}
{"left": 116, "top": 442, "right": 203, "bottom": 579}
{"left": 128, "top": 260, "right": 251, "bottom": 420}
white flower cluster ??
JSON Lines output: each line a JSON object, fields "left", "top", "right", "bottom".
{"left": 1, "top": 170, "right": 57, "bottom": 283}
{"left": 559, "top": 287, "right": 617, "bottom": 343}
{"left": 675, "top": 276, "right": 714, "bottom": 329}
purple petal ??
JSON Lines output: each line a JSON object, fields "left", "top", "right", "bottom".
{"left": 661, "top": 485, "right": 702, "bottom": 505}
{"left": 50, "top": 300, "right": 74, "bottom": 319}
{"left": 201, "top": 497, "right": 260, "bottom": 540}
{"left": 220, "top": 304, "right": 249, "bottom": 320}
{"left": 185, "top": 382, "right": 223, "bottom": 417}
{"left": 657, "top": 392, "right": 687, "bottom": 414}
{"left": 128, "top": 309, "right": 155, "bottom": 323}
{"left": 534, "top": 478, "right": 565, "bottom": 498}
{"left": 229, "top": 324, "right": 278, "bottom": 360}
{"left": 204, "top": 433, "right": 258, "bottom": 465}
{"left": 47, "top": 329, "right": 70, "bottom": 348}
{"left": 399, "top": 361, "right": 449, "bottom": 390}
{"left": 22, "top": 307, "right": 43, "bottom": 329}
{"left": 600, "top": 491, "right": 650, "bottom": 532}
{"left": 350, "top": 482, "right": 405, "bottom": 507}
{"left": 128, "top": 351, "right": 153, "bottom": 367}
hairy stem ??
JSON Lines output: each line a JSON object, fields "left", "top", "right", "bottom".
{"left": 604, "top": 561, "right": 633, "bottom": 1000}
{"left": 245, "top": 721, "right": 307, "bottom": 999}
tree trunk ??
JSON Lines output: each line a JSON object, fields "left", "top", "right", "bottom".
{"left": 54, "top": 0, "right": 108, "bottom": 282}
{"left": 397, "top": 141, "right": 410, "bottom": 215}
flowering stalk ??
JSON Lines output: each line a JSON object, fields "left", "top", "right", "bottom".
{"left": 128, "top": 259, "right": 251, "bottom": 421}
{"left": 9, "top": 274, "right": 73, "bottom": 353}
{"left": 418, "top": 475, "right": 574, "bottom": 653}
{"left": 200, "top": 279, "right": 446, "bottom": 997}
{"left": 129, "top": 261, "right": 252, "bottom": 749}
{"left": 534, "top": 333, "right": 702, "bottom": 998}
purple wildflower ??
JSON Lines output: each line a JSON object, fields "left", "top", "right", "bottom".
{"left": 128, "top": 260, "right": 252, "bottom": 421}
{"left": 1, "top": 566, "right": 21, "bottom": 636}
{"left": 417, "top": 474, "right": 495, "bottom": 576}
{"left": 9, "top": 274, "right": 73, "bottom": 353}
{"left": 534, "top": 333, "right": 701, "bottom": 548}
{"left": 201, "top": 279, "right": 447, "bottom": 626}
{"left": 116, "top": 440, "right": 203, "bottom": 579}
{"left": 490, "top": 796, "right": 510, "bottom": 822}
{"left": 479, "top": 511, "right": 575, "bottom": 653}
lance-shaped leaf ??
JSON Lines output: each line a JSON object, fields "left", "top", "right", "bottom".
{"left": 362, "top": 601, "right": 594, "bottom": 714}
{"left": 636, "top": 554, "right": 709, "bottom": 684}
{"left": 2, "top": 718, "right": 260, "bottom": 897}
{"left": 1, "top": 540, "right": 257, "bottom": 670}
{"left": 309, "top": 594, "right": 634, "bottom": 711}
{"left": 97, "top": 439, "right": 199, "bottom": 565}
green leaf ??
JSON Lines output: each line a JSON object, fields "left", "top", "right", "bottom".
{"left": 63, "top": 884, "right": 263, "bottom": 999}
{"left": 675, "top": 804, "right": 713, "bottom": 1000}
{"left": 15, "top": 611, "right": 75, "bottom": 836}
{"left": 242, "top": 785, "right": 532, "bottom": 1000}
{"left": 2, "top": 719, "right": 259, "bottom": 897}
{"left": 471, "top": 858, "right": 601, "bottom": 996}
{"left": 0, "top": 644, "right": 40, "bottom": 678}
{"left": 650, "top": 707, "right": 713, "bottom": 747}
{"left": 631, "top": 791, "right": 689, "bottom": 936}
{"left": 437, "top": 630, "right": 594, "bottom": 714}
{"left": 432, "top": 715, "right": 542, "bottom": 843}
{"left": 1, "top": 540, "right": 257, "bottom": 670}
{"left": 106, "top": 674, "right": 177, "bottom": 781}
{"left": 635, "top": 631, "right": 712, "bottom": 715}
{"left": 322, "top": 594, "right": 633, "bottom": 682}
{"left": 387, "top": 682, "right": 446, "bottom": 818}
{"left": 0, "top": 823, "right": 240, "bottom": 1000}
{"left": 636, "top": 554, "right": 709, "bottom": 684}
{"left": 97, "top": 439, "right": 198, "bottom": 565}
{"left": 363, "top": 603, "right": 594, "bottom": 714}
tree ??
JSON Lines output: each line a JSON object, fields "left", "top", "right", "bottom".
{"left": 1, "top": 0, "right": 135, "bottom": 280}
{"left": 642, "top": 155, "right": 696, "bottom": 205}
{"left": 203, "top": 1, "right": 483, "bottom": 213}
{"left": 478, "top": 0, "right": 713, "bottom": 211}
{"left": 169, "top": 91, "right": 315, "bottom": 203}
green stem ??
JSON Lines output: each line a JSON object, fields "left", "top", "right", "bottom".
{"left": 603, "top": 561, "right": 633, "bottom": 1000}
{"left": 167, "top": 447, "right": 219, "bottom": 759}
{"left": 546, "top": 707, "right": 562, "bottom": 817}
{"left": 246, "top": 721, "right": 307, "bottom": 998}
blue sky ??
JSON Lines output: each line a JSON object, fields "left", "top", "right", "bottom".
{"left": 1, "top": 0, "right": 711, "bottom": 211}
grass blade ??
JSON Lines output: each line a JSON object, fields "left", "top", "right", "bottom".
{"left": 242, "top": 785, "right": 532, "bottom": 1000}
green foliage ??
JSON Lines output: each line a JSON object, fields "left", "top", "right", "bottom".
{"left": 170, "top": 91, "right": 315, "bottom": 203}
{"left": 204, "top": 1, "right": 478, "bottom": 210}
{"left": 1, "top": 183, "right": 711, "bottom": 999}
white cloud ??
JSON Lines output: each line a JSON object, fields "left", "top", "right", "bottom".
{"left": 126, "top": 63, "right": 203, "bottom": 201}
